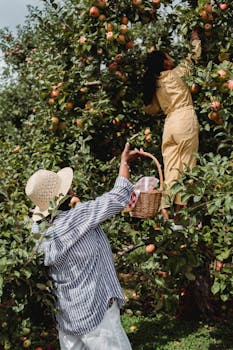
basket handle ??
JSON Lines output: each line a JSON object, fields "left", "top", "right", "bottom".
{"left": 138, "top": 150, "right": 164, "bottom": 191}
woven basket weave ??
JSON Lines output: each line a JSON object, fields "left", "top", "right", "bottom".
{"left": 128, "top": 151, "right": 163, "bottom": 219}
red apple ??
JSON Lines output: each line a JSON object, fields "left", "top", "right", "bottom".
{"left": 216, "top": 261, "right": 223, "bottom": 271}
{"left": 211, "top": 100, "right": 221, "bottom": 109}
{"left": 219, "top": 3, "right": 228, "bottom": 10}
{"left": 76, "top": 119, "right": 83, "bottom": 127}
{"left": 144, "top": 127, "right": 151, "bottom": 135}
{"left": 190, "top": 83, "right": 200, "bottom": 94}
{"left": 152, "top": 0, "right": 161, "bottom": 9}
{"left": 145, "top": 244, "right": 156, "bottom": 253}
{"left": 208, "top": 111, "right": 219, "bottom": 121}
{"left": 50, "top": 90, "right": 60, "bottom": 98}
{"left": 132, "top": 0, "right": 142, "bottom": 6}
{"left": 89, "top": 6, "right": 100, "bottom": 17}
{"left": 227, "top": 80, "right": 233, "bottom": 89}
{"left": 117, "top": 34, "right": 126, "bottom": 44}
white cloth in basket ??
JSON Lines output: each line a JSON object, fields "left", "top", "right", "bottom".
{"left": 128, "top": 176, "right": 159, "bottom": 209}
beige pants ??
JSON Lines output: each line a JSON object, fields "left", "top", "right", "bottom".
{"left": 161, "top": 107, "right": 199, "bottom": 208}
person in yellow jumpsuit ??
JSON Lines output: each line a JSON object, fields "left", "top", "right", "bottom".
{"left": 143, "top": 30, "right": 201, "bottom": 221}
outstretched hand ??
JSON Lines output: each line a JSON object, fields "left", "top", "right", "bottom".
{"left": 121, "top": 142, "right": 143, "bottom": 164}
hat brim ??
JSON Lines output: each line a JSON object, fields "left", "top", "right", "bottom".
{"left": 32, "top": 167, "right": 73, "bottom": 222}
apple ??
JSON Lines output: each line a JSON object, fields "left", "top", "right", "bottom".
{"left": 218, "top": 69, "right": 227, "bottom": 78}
{"left": 50, "top": 90, "right": 60, "bottom": 98}
{"left": 97, "top": 48, "right": 103, "bottom": 55}
{"left": 96, "top": 0, "right": 107, "bottom": 8}
{"left": 35, "top": 348, "right": 43, "bottom": 350}
{"left": 132, "top": 0, "right": 142, "bottom": 6}
{"left": 219, "top": 3, "right": 228, "bottom": 10}
{"left": 117, "top": 34, "right": 126, "bottom": 44}
{"left": 204, "top": 3, "right": 212, "bottom": 12}
{"left": 89, "top": 6, "right": 100, "bottom": 17}
{"left": 152, "top": 0, "right": 161, "bottom": 9}
{"left": 121, "top": 16, "right": 129, "bottom": 25}
{"left": 129, "top": 325, "right": 138, "bottom": 332}
{"left": 64, "top": 102, "right": 74, "bottom": 110}
{"left": 79, "top": 36, "right": 87, "bottom": 44}
{"left": 120, "top": 24, "right": 128, "bottom": 34}
{"left": 20, "top": 337, "right": 27, "bottom": 343}
{"left": 227, "top": 80, "right": 233, "bottom": 89}
{"left": 132, "top": 291, "right": 140, "bottom": 300}
{"left": 23, "top": 339, "right": 31, "bottom": 349}
{"left": 204, "top": 23, "right": 212, "bottom": 31}
{"left": 211, "top": 100, "right": 221, "bottom": 109}
{"left": 22, "top": 327, "right": 31, "bottom": 335}
{"left": 108, "top": 62, "right": 118, "bottom": 71}
{"left": 13, "top": 145, "right": 21, "bottom": 152}
{"left": 98, "top": 14, "right": 106, "bottom": 21}
{"left": 216, "top": 261, "right": 223, "bottom": 271}
{"left": 76, "top": 119, "right": 83, "bottom": 127}
{"left": 126, "top": 40, "right": 134, "bottom": 49}
{"left": 190, "top": 83, "right": 199, "bottom": 94}
{"left": 106, "top": 31, "right": 114, "bottom": 41}
{"left": 199, "top": 9, "right": 208, "bottom": 21}
{"left": 58, "top": 121, "right": 67, "bottom": 130}
{"left": 144, "top": 127, "right": 151, "bottom": 135}
{"left": 145, "top": 134, "right": 151, "bottom": 141}
{"left": 105, "top": 23, "right": 113, "bottom": 31}
{"left": 145, "top": 244, "right": 156, "bottom": 253}
{"left": 208, "top": 111, "right": 217, "bottom": 121}
{"left": 51, "top": 116, "right": 59, "bottom": 125}
{"left": 48, "top": 98, "right": 55, "bottom": 105}
{"left": 112, "top": 117, "right": 120, "bottom": 125}
{"left": 114, "top": 54, "right": 122, "bottom": 63}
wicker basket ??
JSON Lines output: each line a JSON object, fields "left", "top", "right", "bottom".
{"left": 127, "top": 151, "right": 163, "bottom": 219}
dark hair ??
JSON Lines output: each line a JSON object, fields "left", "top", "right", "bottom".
{"left": 143, "top": 50, "right": 166, "bottom": 105}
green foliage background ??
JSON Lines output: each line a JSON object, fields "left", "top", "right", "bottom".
{"left": 0, "top": 0, "right": 232, "bottom": 348}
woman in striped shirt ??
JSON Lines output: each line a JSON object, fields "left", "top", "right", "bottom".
{"left": 26, "top": 143, "right": 142, "bottom": 350}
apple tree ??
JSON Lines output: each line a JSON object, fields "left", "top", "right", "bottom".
{"left": 0, "top": 0, "right": 232, "bottom": 347}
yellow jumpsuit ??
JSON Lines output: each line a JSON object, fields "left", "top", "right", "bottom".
{"left": 144, "top": 40, "right": 201, "bottom": 208}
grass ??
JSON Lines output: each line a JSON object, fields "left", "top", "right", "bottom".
{"left": 121, "top": 314, "right": 233, "bottom": 350}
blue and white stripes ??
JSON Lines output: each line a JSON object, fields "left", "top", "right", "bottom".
{"left": 38, "top": 176, "right": 133, "bottom": 336}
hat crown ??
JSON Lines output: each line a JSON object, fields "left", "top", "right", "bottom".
{"left": 25, "top": 169, "right": 61, "bottom": 211}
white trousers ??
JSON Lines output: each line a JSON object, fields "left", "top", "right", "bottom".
{"left": 58, "top": 301, "right": 132, "bottom": 350}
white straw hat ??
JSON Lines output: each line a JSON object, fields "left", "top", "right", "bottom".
{"left": 25, "top": 167, "right": 73, "bottom": 222}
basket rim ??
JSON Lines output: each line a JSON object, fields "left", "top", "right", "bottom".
{"left": 136, "top": 150, "right": 164, "bottom": 191}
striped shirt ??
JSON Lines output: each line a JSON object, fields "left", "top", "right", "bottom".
{"left": 34, "top": 176, "right": 133, "bottom": 336}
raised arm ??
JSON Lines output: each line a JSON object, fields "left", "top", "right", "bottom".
{"left": 175, "top": 29, "right": 201, "bottom": 77}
